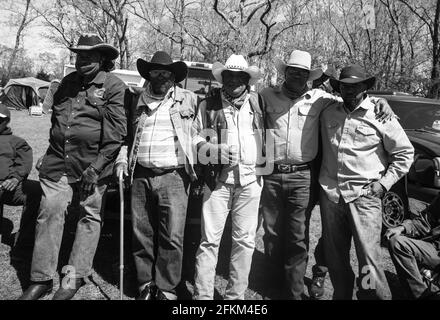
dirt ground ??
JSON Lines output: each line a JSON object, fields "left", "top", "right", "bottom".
{"left": 0, "top": 110, "right": 431, "bottom": 300}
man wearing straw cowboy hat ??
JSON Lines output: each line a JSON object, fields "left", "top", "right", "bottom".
{"left": 20, "top": 34, "right": 127, "bottom": 300}
{"left": 319, "top": 64, "right": 413, "bottom": 299}
{"left": 115, "top": 51, "right": 198, "bottom": 300}
{"left": 192, "top": 54, "right": 266, "bottom": 300}
{"left": 259, "top": 50, "right": 394, "bottom": 300}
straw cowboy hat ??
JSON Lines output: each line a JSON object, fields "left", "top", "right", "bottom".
{"left": 330, "top": 64, "right": 376, "bottom": 93}
{"left": 137, "top": 51, "right": 188, "bottom": 83}
{"left": 275, "top": 50, "right": 323, "bottom": 81}
{"left": 69, "top": 34, "right": 119, "bottom": 60}
{"left": 212, "top": 54, "right": 262, "bottom": 86}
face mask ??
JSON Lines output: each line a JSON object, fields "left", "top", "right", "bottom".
{"left": 76, "top": 61, "right": 100, "bottom": 77}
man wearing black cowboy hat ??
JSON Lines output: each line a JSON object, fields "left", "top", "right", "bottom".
{"left": 319, "top": 64, "right": 414, "bottom": 299}
{"left": 115, "top": 51, "right": 197, "bottom": 300}
{"left": 20, "top": 34, "right": 127, "bottom": 300}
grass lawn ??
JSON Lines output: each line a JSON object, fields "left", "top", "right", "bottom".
{"left": 0, "top": 109, "right": 430, "bottom": 300}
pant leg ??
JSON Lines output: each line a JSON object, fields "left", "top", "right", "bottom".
{"left": 312, "top": 237, "right": 328, "bottom": 276}
{"left": 68, "top": 182, "right": 107, "bottom": 278}
{"left": 388, "top": 235, "right": 440, "bottom": 299}
{"left": 348, "top": 195, "right": 390, "bottom": 300}
{"left": 320, "top": 190, "right": 354, "bottom": 299}
{"left": 30, "top": 176, "right": 73, "bottom": 282}
{"left": 154, "top": 169, "right": 190, "bottom": 296}
{"left": 194, "top": 183, "right": 231, "bottom": 300}
{"left": 131, "top": 168, "right": 157, "bottom": 291}
{"left": 259, "top": 174, "right": 285, "bottom": 295}
{"left": 283, "top": 169, "right": 313, "bottom": 300}
{"left": 12, "top": 180, "right": 42, "bottom": 251}
{"left": 224, "top": 179, "right": 263, "bottom": 300}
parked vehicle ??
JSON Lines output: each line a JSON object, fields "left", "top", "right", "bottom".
{"left": 368, "top": 91, "right": 440, "bottom": 229}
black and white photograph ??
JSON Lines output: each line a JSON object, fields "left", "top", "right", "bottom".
{"left": 0, "top": 0, "right": 439, "bottom": 309}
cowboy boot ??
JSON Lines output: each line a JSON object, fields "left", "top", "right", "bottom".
{"left": 52, "top": 277, "right": 85, "bottom": 300}
{"left": 18, "top": 280, "right": 53, "bottom": 300}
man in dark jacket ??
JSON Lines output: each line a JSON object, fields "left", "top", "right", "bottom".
{"left": 20, "top": 34, "right": 127, "bottom": 300}
{"left": 386, "top": 193, "right": 440, "bottom": 299}
{"left": 0, "top": 105, "right": 41, "bottom": 257}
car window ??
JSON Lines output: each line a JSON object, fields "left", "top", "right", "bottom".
{"left": 389, "top": 100, "right": 440, "bottom": 132}
{"left": 180, "top": 68, "right": 221, "bottom": 97}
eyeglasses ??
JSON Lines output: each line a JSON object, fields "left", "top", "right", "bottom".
{"left": 149, "top": 70, "right": 173, "bottom": 78}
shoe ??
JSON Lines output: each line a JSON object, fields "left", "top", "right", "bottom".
{"left": 52, "top": 278, "right": 85, "bottom": 300}
{"left": 137, "top": 283, "right": 156, "bottom": 300}
{"left": 18, "top": 281, "right": 53, "bottom": 300}
{"left": 309, "top": 273, "right": 326, "bottom": 300}
{"left": 156, "top": 289, "right": 177, "bottom": 300}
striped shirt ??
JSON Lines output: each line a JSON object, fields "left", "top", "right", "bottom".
{"left": 136, "top": 89, "right": 186, "bottom": 169}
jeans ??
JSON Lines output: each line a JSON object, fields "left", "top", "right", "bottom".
{"left": 260, "top": 169, "right": 315, "bottom": 299}
{"left": 0, "top": 180, "right": 42, "bottom": 251}
{"left": 30, "top": 175, "right": 107, "bottom": 281}
{"left": 194, "top": 179, "right": 263, "bottom": 300}
{"left": 388, "top": 235, "right": 440, "bottom": 299}
{"left": 320, "top": 190, "right": 390, "bottom": 300}
{"left": 131, "top": 165, "right": 190, "bottom": 297}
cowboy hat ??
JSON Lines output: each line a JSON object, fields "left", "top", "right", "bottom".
{"left": 69, "top": 34, "right": 119, "bottom": 60}
{"left": 137, "top": 51, "right": 188, "bottom": 83}
{"left": 275, "top": 50, "right": 323, "bottom": 81}
{"left": 330, "top": 64, "right": 376, "bottom": 93}
{"left": 212, "top": 54, "right": 262, "bottom": 86}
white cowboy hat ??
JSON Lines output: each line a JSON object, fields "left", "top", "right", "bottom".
{"left": 275, "top": 50, "right": 323, "bottom": 81}
{"left": 212, "top": 54, "right": 262, "bottom": 86}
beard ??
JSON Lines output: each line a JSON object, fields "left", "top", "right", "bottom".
{"left": 150, "top": 78, "right": 174, "bottom": 96}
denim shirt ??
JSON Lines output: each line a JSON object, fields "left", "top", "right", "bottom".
{"left": 116, "top": 85, "right": 198, "bottom": 183}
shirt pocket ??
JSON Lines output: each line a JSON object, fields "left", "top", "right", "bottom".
{"left": 355, "top": 125, "right": 379, "bottom": 147}
{"left": 85, "top": 96, "right": 106, "bottom": 120}
{"left": 297, "top": 104, "right": 318, "bottom": 130}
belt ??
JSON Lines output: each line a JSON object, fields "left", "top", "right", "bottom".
{"left": 273, "top": 162, "right": 310, "bottom": 174}
{"left": 135, "top": 164, "right": 185, "bottom": 176}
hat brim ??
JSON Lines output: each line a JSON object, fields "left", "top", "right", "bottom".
{"left": 330, "top": 76, "right": 376, "bottom": 93}
{"left": 274, "top": 58, "right": 323, "bottom": 81}
{"left": 137, "top": 59, "right": 188, "bottom": 83}
{"left": 211, "top": 62, "right": 262, "bottom": 86}
{"left": 69, "top": 44, "right": 119, "bottom": 60}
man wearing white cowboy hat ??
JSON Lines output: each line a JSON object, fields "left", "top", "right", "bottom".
{"left": 319, "top": 64, "right": 413, "bottom": 299}
{"left": 259, "top": 50, "right": 395, "bottom": 300}
{"left": 115, "top": 51, "right": 198, "bottom": 300}
{"left": 20, "top": 33, "right": 127, "bottom": 300}
{"left": 192, "top": 54, "right": 266, "bottom": 300}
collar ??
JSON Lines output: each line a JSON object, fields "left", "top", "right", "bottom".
{"left": 273, "top": 84, "right": 311, "bottom": 100}
{"left": 342, "top": 95, "right": 374, "bottom": 113}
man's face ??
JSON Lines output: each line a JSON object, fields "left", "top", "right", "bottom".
{"left": 285, "top": 67, "right": 309, "bottom": 90}
{"left": 75, "top": 51, "right": 102, "bottom": 76}
{"left": 222, "top": 71, "right": 250, "bottom": 97}
{"left": 340, "top": 82, "right": 368, "bottom": 104}
{"left": 149, "top": 69, "right": 175, "bottom": 95}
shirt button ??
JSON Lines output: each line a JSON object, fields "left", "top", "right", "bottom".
{"left": 67, "top": 126, "right": 70, "bottom": 129}
{"left": 66, "top": 155, "right": 69, "bottom": 159}
{"left": 66, "top": 140, "right": 69, "bottom": 143}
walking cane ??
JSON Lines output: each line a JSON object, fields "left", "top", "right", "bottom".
{"left": 118, "top": 170, "right": 124, "bottom": 300}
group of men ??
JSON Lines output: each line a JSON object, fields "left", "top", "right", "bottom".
{"left": 2, "top": 33, "right": 438, "bottom": 300}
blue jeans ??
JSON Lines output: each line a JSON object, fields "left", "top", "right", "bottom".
{"left": 31, "top": 175, "right": 107, "bottom": 281}
{"left": 260, "top": 169, "right": 315, "bottom": 299}
{"left": 320, "top": 190, "right": 390, "bottom": 300}
{"left": 131, "top": 165, "right": 190, "bottom": 297}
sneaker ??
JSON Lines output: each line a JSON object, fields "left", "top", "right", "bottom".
{"left": 310, "top": 274, "right": 326, "bottom": 299}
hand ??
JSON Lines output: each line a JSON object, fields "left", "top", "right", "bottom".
{"left": 115, "top": 163, "right": 128, "bottom": 179}
{"left": 35, "top": 156, "right": 44, "bottom": 171}
{"left": 0, "top": 178, "right": 19, "bottom": 192}
{"left": 363, "top": 181, "right": 386, "bottom": 198}
{"left": 374, "top": 98, "right": 396, "bottom": 123}
{"left": 81, "top": 166, "right": 99, "bottom": 197}
{"left": 384, "top": 225, "right": 405, "bottom": 240}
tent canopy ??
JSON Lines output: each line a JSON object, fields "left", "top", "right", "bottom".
{"left": 1, "top": 77, "right": 50, "bottom": 110}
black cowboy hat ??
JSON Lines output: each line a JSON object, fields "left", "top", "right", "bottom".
{"left": 137, "top": 51, "right": 188, "bottom": 83}
{"left": 330, "top": 64, "right": 376, "bottom": 93}
{"left": 69, "top": 34, "right": 119, "bottom": 60}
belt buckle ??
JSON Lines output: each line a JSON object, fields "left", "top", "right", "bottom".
{"left": 278, "top": 164, "right": 291, "bottom": 173}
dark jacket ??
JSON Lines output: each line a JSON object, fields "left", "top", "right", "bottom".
{"left": 402, "top": 192, "right": 440, "bottom": 250}
{"left": 39, "top": 70, "right": 127, "bottom": 183}
{"left": 0, "top": 126, "right": 32, "bottom": 182}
